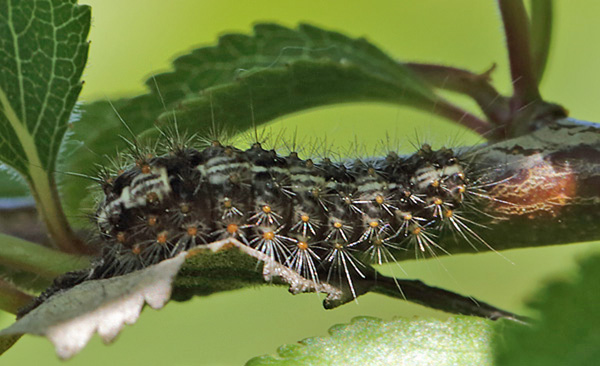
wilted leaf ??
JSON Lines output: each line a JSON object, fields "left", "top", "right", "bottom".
{"left": 0, "top": 238, "right": 344, "bottom": 359}
{"left": 174, "top": 238, "right": 344, "bottom": 305}
{"left": 494, "top": 254, "right": 600, "bottom": 366}
{"left": 247, "top": 316, "right": 495, "bottom": 366}
{"left": 4, "top": 232, "right": 523, "bottom": 360}
{"left": 0, "top": 253, "right": 186, "bottom": 359}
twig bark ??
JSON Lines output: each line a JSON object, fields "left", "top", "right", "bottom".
{"left": 407, "top": 63, "right": 510, "bottom": 126}
{"left": 498, "top": 0, "right": 541, "bottom": 107}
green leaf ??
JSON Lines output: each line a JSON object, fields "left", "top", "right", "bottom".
{"left": 61, "top": 23, "right": 440, "bottom": 219}
{"left": 494, "top": 254, "right": 600, "bottom": 366}
{"left": 0, "top": 0, "right": 90, "bottom": 251}
{"left": 0, "top": 0, "right": 89, "bottom": 178}
{"left": 0, "top": 169, "right": 28, "bottom": 197}
{"left": 154, "top": 58, "right": 436, "bottom": 141}
{"left": 247, "top": 316, "right": 495, "bottom": 366}
{"left": 149, "top": 23, "right": 435, "bottom": 107}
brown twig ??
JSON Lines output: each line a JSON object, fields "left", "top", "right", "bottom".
{"left": 407, "top": 63, "right": 510, "bottom": 126}
{"left": 429, "top": 99, "right": 496, "bottom": 137}
{"left": 498, "top": 0, "right": 541, "bottom": 107}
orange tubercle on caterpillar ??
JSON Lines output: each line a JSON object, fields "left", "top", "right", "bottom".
{"left": 226, "top": 223, "right": 239, "bottom": 234}
{"left": 131, "top": 244, "right": 142, "bottom": 255}
{"left": 147, "top": 215, "right": 158, "bottom": 226}
{"left": 262, "top": 231, "right": 275, "bottom": 241}
{"left": 141, "top": 164, "right": 152, "bottom": 174}
{"left": 187, "top": 226, "right": 198, "bottom": 237}
{"left": 156, "top": 231, "right": 168, "bottom": 245}
{"left": 146, "top": 191, "right": 159, "bottom": 203}
{"left": 180, "top": 203, "right": 191, "bottom": 213}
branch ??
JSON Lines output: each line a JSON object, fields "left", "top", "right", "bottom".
{"left": 432, "top": 101, "right": 495, "bottom": 137}
{"left": 529, "top": 0, "right": 554, "bottom": 83}
{"left": 498, "top": 0, "right": 541, "bottom": 106}
{"left": 407, "top": 63, "right": 510, "bottom": 125}
{"left": 372, "top": 276, "right": 525, "bottom": 322}
{"left": 390, "top": 118, "right": 600, "bottom": 261}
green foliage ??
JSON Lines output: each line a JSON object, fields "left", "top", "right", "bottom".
{"left": 0, "top": 1, "right": 596, "bottom": 364}
{"left": 0, "top": 0, "right": 89, "bottom": 180}
{"left": 494, "top": 254, "right": 600, "bottom": 366}
{"left": 247, "top": 316, "right": 495, "bottom": 366}
{"left": 0, "top": 0, "right": 90, "bottom": 251}
{"left": 247, "top": 254, "right": 600, "bottom": 365}
{"left": 0, "top": 171, "right": 27, "bottom": 197}
{"left": 61, "top": 23, "right": 439, "bottom": 218}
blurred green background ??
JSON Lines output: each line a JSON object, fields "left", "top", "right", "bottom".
{"left": 2, "top": 1, "right": 600, "bottom": 365}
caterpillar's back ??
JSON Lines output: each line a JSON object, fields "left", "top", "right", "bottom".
{"left": 91, "top": 141, "right": 473, "bottom": 290}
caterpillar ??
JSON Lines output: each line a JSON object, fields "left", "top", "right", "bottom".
{"left": 18, "top": 127, "right": 509, "bottom": 320}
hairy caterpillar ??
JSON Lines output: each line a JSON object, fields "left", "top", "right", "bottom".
{"left": 20, "top": 125, "right": 511, "bottom": 318}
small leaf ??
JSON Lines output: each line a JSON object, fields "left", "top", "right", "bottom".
{"left": 0, "top": 253, "right": 186, "bottom": 359}
{"left": 247, "top": 316, "right": 495, "bottom": 366}
{"left": 494, "top": 253, "right": 600, "bottom": 366}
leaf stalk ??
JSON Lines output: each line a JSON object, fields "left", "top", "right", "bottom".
{"left": 498, "top": 0, "right": 541, "bottom": 107}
